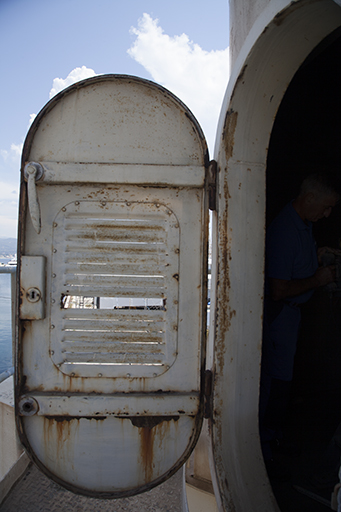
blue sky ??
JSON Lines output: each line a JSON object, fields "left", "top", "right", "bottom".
{"left": 0, "top": 0, "right": 229, "bottom": 238}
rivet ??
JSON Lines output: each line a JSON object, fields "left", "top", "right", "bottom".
{"left": 155, "top": 203, "right": 160, "bottom": 208}
{"left": 57, "top": 363, "right": 61, "bottom": 368}
{"left": 153, "top": 373, "right": 157, "bottom": 377}
{"left": 175, "top": 224, "right": 179, "bottom": 228}
{"left": 75, "top": 201, "right": 80, "bottom": 205}
{"left": 53, "top": 222, "right": 58, "bottom": 227}
{"left": 62, "top": 207, "right": 66, "bottom": 212}
{"left": 51, "top": 324, "right": 55, "bottom": 329}
{"left": 166, "top": 365, "right": 170, "bottom": 370}
{"left": 126, "top": 202, "right": 131, "bottom": 206}
{"left": 175, "top": 248, "right": 180, "bottom": 254}
{"left": 101, "top": 201, "right": 106, "bottom": 206}
{"left": 173, "top": 325, "right": 178, "bottom": 331}
{"left": 52, "top": 273, "right": 56, "bottom": 278}
{"left": 51, "top": 299, "right": 55, "bottom": 304}
{"left": 53, "top": 249, "right": 57, "bottom": 253}
{"left": 126, "top": 373, "right": 131, "bottom": 378}
{"left": 50, "top": 350, "right": 54, "bottom": 355}
{"left": 174, "top": 300, "right": 178, "bottom": 305}
{"left": 71, "top": 372, "right": 75, "bottom": 377}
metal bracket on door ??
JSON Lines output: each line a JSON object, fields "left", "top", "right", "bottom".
{"left": 24, "top": 162, "right": 44, "bottom": 234}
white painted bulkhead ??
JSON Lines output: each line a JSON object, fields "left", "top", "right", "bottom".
{"left": 208, "top": 0, "right": 341, "bottom": 510}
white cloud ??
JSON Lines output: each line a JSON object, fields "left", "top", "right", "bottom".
{"left": 128, "top": 13, "right": 229, "bottom": 154}
{"left": 0, "top": 66, "right": 99, "bottom": 237}
{"left": 28, "top": 113, "right": 36, "bottom": 129}
{"left": 0, "top": 182, "right": 19, "bottom": 201}
{"left": 49, "top": 66, "right": 98, "bottom": 99}
{"left": 0, "top": 143, "right": 22, "bottom": 165}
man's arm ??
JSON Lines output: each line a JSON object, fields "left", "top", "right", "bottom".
{"left": 270, "top": 265, "right": 335, "bottom": 301}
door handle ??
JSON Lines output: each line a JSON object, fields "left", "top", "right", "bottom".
{"left": 24, "top": 162, "right": 44, "bottom": 234}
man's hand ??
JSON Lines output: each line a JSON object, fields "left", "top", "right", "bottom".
{"left": 318, "top": 247, "right": 341, "bottom": 264}
{"left": 314, "top": 265, "right": 336, "bottom": 286}
{"left": 270, "top": 265, "right": 336, "bottom": 301}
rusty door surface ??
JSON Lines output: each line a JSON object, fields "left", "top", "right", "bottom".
{"left": 16, "top": 75, "right": 209, "bottom": 497}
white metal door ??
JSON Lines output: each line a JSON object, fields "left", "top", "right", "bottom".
{"left": 16, "top": 75, "right": 209, "bottom": 497}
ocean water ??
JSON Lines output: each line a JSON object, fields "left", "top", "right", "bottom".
{"left": 0, "top": 269, "right": 13, "bottom": 374}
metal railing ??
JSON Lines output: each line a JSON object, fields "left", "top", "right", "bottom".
{"left": 0, "top": 265, "right": 16, "bottom": 382}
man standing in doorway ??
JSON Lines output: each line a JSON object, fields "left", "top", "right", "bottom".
{"left": 260, "top": 173, "right": 339, "bottom": 480}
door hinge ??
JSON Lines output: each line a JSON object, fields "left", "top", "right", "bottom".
{"left": 208, "top": 160, "right": 217, "bottom": 211}
{"left": 204, "top": 369, "right": 213, "bottom": 419}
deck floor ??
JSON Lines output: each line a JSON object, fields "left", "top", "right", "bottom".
{"left": 0, "top": 464, "right": 183, "bottom": 512}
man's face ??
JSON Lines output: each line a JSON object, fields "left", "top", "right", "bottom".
{"left": 306, "top": 192, "right": 339, "bottom": 222}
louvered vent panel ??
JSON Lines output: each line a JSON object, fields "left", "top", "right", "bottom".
{"left": 50, "top": 201, "right": 180, "bottom": 378}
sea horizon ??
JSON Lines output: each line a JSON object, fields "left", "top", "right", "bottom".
{"left": 0, "top": 257, "right": 14, "bottom": 374}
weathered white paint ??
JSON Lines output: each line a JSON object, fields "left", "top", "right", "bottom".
{"left": 208, "top": 0, "right": 341, "bottom": 511}
{"left": 17, "top": 76, "right": 209, "bottom": 497}
{"left": 15, "top": 1, "right": 341, "bottom": 508}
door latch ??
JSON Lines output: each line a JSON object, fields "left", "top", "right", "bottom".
{"left": 24, "top": 162, "right": 44, "bottom": 234}
{"left": 20, "top": 256, "right": 46, "bottom": 320}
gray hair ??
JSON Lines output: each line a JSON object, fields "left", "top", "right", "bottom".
{"left": 299, "top": 173, "right": 339, "bottom": 199}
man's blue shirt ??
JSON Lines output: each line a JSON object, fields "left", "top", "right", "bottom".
{"left": 265, "top": 201, "right": 318, "bottom": 304}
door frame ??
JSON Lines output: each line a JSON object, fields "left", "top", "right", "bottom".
{"left": 210, "top": 1, "right": 341, "bottom": 510}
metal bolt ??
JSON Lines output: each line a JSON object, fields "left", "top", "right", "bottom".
{"left": 52, "top": 273, "right": 56, "bottom": 278}
{"left": 62, "top": 207, "right": 66, "bottom": 212}
{"left": 50, "top": 350, "right": 54, "bottom": 355}
{"left": 126, "top": 373, "right": 131, "bottom": 378}
{"left": 19, "top": 397, "right": 39, "bottom": 416}
{"left": 75, "top": 201, "right": 80, "bottom": 205}
{"left": 53, "top": 222, "right": 58, "bottom": 227}
{"left": 51, "top": 324, "right": 55, "bottom": 329}
{"left": 126, "top": 202, "right": 131, "bottom": 206}
{"left": 98, "top": 373, "right": 102, "bottom": 377}
{"left": 71, "top": 372, "right": 75, "bottom": 377}
{"left": 101, "top": 201, "right": 106, "bottom": 206}
{"left": 53, "top": 249, "right": 57, "bottom": 253}
{"left": 175, "top": 248, "right": 180, "bottom": 254}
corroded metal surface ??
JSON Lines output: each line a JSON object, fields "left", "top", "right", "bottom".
{"left": 16, "top": 75, "right": 209, "bottom": 497}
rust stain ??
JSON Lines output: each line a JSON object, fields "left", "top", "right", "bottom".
{"left": 217, "top": 109, "right": 239, "bottom": 346}
{"left": 133, "top": 416, "right": 179, "bottom": 483}
{"left": 273, "top": 1, "right": 303, "bottom": 26}
{"left": 222, "top": 110, "right": 238, "bottom": 162}
{"left": 139, "top": 425, "right": 154, "bottom": 482}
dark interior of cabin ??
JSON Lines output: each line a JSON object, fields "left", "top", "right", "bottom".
{"left": 265, "top": 27, "right": 341, "bottom": 511}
